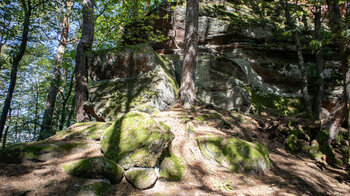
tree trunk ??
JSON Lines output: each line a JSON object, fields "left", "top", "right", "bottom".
{"left": 75, "top": 0, "right": 94, "bottom": 123}
{"left": 180, "top": 0, "right": 199, "bottom": 109}
{"left": 2, "top": 107, "right": 11, "bottom": 148}
{"left": 33, "top": 78, "right": 39, "bottom": 140}
{"left": 66, "top": 94, "right": 76, "bottom": 127}
{"left": 59, "top": 68, "right": 75, "bottom": 130}
{"left": 313, "top": 4, "right": 324, "bottom": 120}
{"left": 0, "top": 1, "right": 32, "bottom": 141}
{"left": 325, "top": 0, "right": 350, "bottom": 144}
{"left": 323, "top": 93, "right": 347, "bottom": 143}
{"left": 39, "top": 1, "right": 72, "bottom": 140}
{"left": 280, "top": 0, "right": 312, "bottom": 117}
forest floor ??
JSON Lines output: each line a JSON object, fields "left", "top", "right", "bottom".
{"left": 1, "top": 104, "right": 350, "bottom": 196}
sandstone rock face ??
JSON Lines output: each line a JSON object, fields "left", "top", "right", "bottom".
{"left": 62, "top": 157, "right": 124, "bottom": 184}
{"left": 88, "top": 44, "right": 178, "bottom": 121}
{"left": 149, "top": 2, "right": 305, "bottom": 112}
{"left": 125, "top": 168, "right": 158, "bottom": 190}
{"left": 100, "top": 111, "right": 174, "bottom": 169}
{"left": 197, "top": 135, "right": 272, "bottom": 174}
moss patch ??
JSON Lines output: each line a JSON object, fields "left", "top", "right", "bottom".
{"left": 316, "top": 130, "right": 337, "bottom": 165}
{"left": 125, "top": 168, "right": 158, "bottom": 190}
{"left": 80, "top": 181, "right": 112, "bottom": 196}
{"left": 54, "top": 122, "right": 114, "bottom": 140}
{"left": 251, "top": 90, "right": 301, "bottom": 116}
{"left": 159, "top": 153, "right": 186, "bottom": 181}
{"left": 62, "top": 157, "right": 124, "bottom": 184}
{"left": 0, "top": 142, "right": 86, "bottom": 163}
{"left": 197, "top": 135, "right": 272, "bottom": 174}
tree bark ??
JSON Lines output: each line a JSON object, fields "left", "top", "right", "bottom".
{"left": 66, "top": 94, "right": 76, "bottom": 127}
{"left": 325, "top": 0, "right": 350, "bottom": 144}
{"left": 59, "top": 68, "right": 75, "bottom": 130}
{"left": 33, "top": 78, "right": 39, "bottom": 140}
{"left": 280, "top": 0, "right": 312, "bottom": 117}
{"left": 180, "top": 0, "right": 198, "bottom": 109}
{"left": 313, "top": 4, "right": 324, "bottom": 120}
{"left": 75, "top": 0, "right": 94, "bottom": 123}
{"left": 0, "top": 0, "right": 32, "bottom": 141}
{"left": 39, "top": 1, "right": 72, "bottom": 140}
{"left": 2, "top": 107, "right": 11, "bottom": 148}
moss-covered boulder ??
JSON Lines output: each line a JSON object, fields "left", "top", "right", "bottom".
{"left": 53, "top": 122, "right": 114, "bottom": 141}
{"left": 0, "top": 142, "right": 86, "bottom": 164}
{"left": 62, "top": 157, "right": 124, "bottom": 184}
{"left": 87, "top": 44, "right": 178, "bottom": 121}
{"left": 101, "top": 111, "right": 174, "bottom": 169}
{"left": 197, "top": 135, "right": 272, "bottom": 174}
{"left": 125, "top": 168, "right": 158, "bottom": 190}
{"left": 159, "top": 153, "right": 186, "bottom": 181}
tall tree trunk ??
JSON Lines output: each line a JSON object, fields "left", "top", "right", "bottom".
{"left": 33, "top": 78, "right": 39, "bottom": 140}
{"left": 313, "top": 4, "right": 324, "bottom": 120}
{"left": 75, "top": 0, "right": 94, "bottom": 123}
{"left": 59, "top": 68, "right": 75, "bottom": 130}
{"left": 280, "top": 0, "right": 312, "bottom": 117}
{"left": 39, "top": 1, "right": 72, "bottom": 140}
{"left": 0, "top": 1, "right": 32, "bottom": 141}
{"left": 180, "top": 0, "right": 198, "bottom": 109}
{"left": 325, "top": 0, "right": 350, "bottom": 144}
{"left": 66, "top": 94, "right": 76, "bottom": 127}
{"left": 2, "top": 107, "right": 11, "bottom": 148}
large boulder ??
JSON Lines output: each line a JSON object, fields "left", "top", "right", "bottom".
{"left": 88, "top": 44, "right": 178, "bottom": 121}
{"left": 125, "top": 168, "right": 158, "bottom": 190}
{"left": 197, "top": 135, "right": 272, "bottom": 174}
{"left": 62, "top": 157, "right": 124, "bottom": 184}
{"left": 100, "top": 111, "right": 174, "bottom": 169}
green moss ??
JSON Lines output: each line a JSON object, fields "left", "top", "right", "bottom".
{"left": 134, "top": 104, "right": 159, "bottom": 115}
{"left": 62, "top": 157, "right": 124, "bottom": 184}
{"left": 159, "top": 153, "right": 186, "bottom": 181}
{"left": 223, "top": 138, "right": 272, "bottom": 172}
{"left": 101, "top": 111, "right": 174, "bottom": 169}
{"left": 53, "top": 122, "right": 114, "bottom": 140}
{"left": 197, "top": 135, "right": 272, "bottom": 173}
{"left": 125, "top": 168, "right": 158, "bottom": 190}
{"left": 251, "top": 90, "right": 301, "bottom": 116}
{"left": 317, "top": 130, "right": 337, "bottom": 165}
{"left": 0, "top": 142, "right": 86, "bottom": 163}
{"left": 80, "top": 182, "right": 112, "bottom": 196}
{"left": 195, "top": 113, "right": 223, "bottom": 124}
{"left": 287, "top": 134, "right": 299, "bottom": 152}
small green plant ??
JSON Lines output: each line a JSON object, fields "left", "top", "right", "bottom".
{"left": 211, "top": 178, "right": 235, "bottom": 191}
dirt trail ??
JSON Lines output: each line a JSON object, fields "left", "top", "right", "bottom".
{"left": 1, "top": 105, "right": 350, "bottom": 195}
